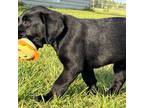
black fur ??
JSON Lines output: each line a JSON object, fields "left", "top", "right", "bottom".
{"left": 18, "top": 6, "right": 126, "bottom": 102}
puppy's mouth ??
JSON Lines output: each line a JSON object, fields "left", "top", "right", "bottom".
{"left": 19, "top": 32, "right": 26, "bottom": 39}
{"left": 19, "top": 32, "right": 45, "bottom": 49}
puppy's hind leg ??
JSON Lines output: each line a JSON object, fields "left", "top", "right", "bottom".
{"left": 107, "top": 61, "right": 126, "bottom": 94}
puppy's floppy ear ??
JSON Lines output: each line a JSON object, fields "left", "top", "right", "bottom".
{"left": 39, "top": 12, "right": 47, "bottom": 24}
{"left": 39, "top": 12, "right": 65, "bottom": 44}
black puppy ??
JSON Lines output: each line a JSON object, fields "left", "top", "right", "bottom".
{"left": 18, "top": 6, "right": 126, "bottom": 102}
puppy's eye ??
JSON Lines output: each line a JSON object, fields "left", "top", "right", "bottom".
{"left": 23, "top": 20, "right": 31, "bottom": 27}
{"left": 23, "top": 21, "right": 28, "bottom": 25}
{"left": 22, "top": 15, "right": 31, "bottom": 27}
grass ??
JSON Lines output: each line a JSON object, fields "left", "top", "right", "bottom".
{"left": 18, "top": 5, "right": 126, "bottom": 108}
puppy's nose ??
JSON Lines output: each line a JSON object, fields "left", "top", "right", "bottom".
{"left": 18, "top": 25, "right": 26, "bottom": 39}
{"left": 18, "top": 24, "right": 24, "bottom": 32}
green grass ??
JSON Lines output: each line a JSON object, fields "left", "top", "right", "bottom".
{"left": 19, "top": 5, "right": 126, "bottom": 108}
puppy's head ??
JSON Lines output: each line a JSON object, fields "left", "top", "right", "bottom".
{"left": 18, "top": 6, "right": 65, "bottom": 49}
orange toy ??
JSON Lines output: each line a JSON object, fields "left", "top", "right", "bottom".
{"left": 18, "top": 38, "right": 39, "bottom": 61}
